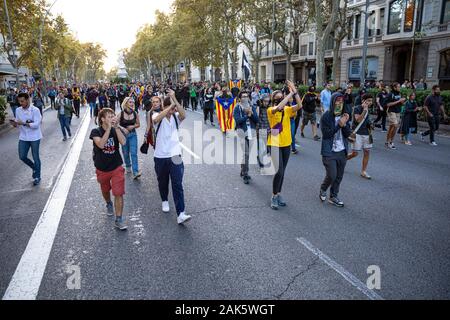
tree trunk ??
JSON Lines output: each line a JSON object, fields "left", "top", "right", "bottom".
{"left": 286, "top": 54, "right": 292, "bottom": 82}
{"left": 315, "top": 0, "right": 338, "bottom": 87}
{"left": 332, "top": 42, "right": 341, "bottom": 85}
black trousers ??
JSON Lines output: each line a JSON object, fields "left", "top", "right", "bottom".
{"left": 321, "top": 151, "right": 347, "bottom": 198}
{"left": 73, "top": 100, "right": 81, "bottom": 117}
{"left": 374, "top": 108, "right": 387, "bottom": 130}
{"left": 203, "top": 107, "right": 214, "bottom": 123}
{"left": 422, "top": 115, "right": 440, "bottom": 142}
{"left": 271, "top": 146, "right": 291, "bottom": 194}
{"left": 109, "top": 99, "right": 117, "bottom": 111}
{"left": 191, "top": 97, "right": 198, "bottom": 110}
{"left": 49, "top": 96, "right": 56, "bottom": 109}
{"left": 183, "top": 97, "right": 190, "bottom": 109}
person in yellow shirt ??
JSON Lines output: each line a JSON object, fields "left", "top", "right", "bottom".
{"left": 267, "top": 80, "right": 302, "bottom": 210}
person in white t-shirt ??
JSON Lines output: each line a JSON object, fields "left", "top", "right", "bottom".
{"left": 152, "top": 89, "right": 191, "bottom": 225}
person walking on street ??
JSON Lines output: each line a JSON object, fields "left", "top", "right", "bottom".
{"left": 400, "top": 92, "right": 420, "bottom": 146}
{"left": 119, "top": 97, "right": 142, "bottom": 180}
{"left": 89, "top": 108, "right": 128, "bottom": 230}
{"left": 190, "top": 84, "right": 198, "bottom": 111}
{"left": 203, "top": 87, "right": 215, "bottom": 126}
{"left": 374, "top": 84, "right": 389, "bottom": 132}
{"left": 7, "top": 88, "right": 19, "bottom": 117}
{"left": 87, "top": 86, "right": 99, "bottom": 118}
{"left": 152, "top": 90, "right": 191, "bottom": 225}
{"left": 421, "top": 85, "right": 448, "bottom": 146}
{"left": 385, "top": 83, "right": 406, "bottom": 150}
{"left": 267, "top": 81, "right": 302, "bottom": 210}
{"left": 11, "top": 93, "right": 43, "bottom": 186}
{"left": 31, "top": 87, "right": 44, "bottom": 116}
{"left": 72, "top": 85, "right": 81, "bottom": 118}
{"left": 347, "top": 94, "right": 374, "bottom": 180}
{"left": 256, "top": 94, "right": 271, "bottom": 172}
{"left": 48, "top": 86, "right": 57, "bottom": 110}
{"left": 234, "top": 91, "right": 259, "bottom": 184}
{"left": 56, "top": 90, "right": 74, "bottom": 141}
{"left": 319, "top": 93, "right": 352, "bottom": 207}
{"left": 301, "top": 86, "right": 321, "bottom": 141}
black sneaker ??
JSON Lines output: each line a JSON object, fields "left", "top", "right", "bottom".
{"left": 301, "top": 132, "right": 305, "bottom": 138}
{"left": 243, "top": 176, "right": 250, "bottom": 184}
{"left": 319, "top": 190, "right": 327, "bottom": 202}
{"left": 314, "top": 135, "right": 321, "bottom": 141}
{"left": 328, "top": 197, "right": 344, "bottom": 207}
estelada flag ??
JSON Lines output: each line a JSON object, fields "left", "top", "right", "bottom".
{"left": 229, "top": 79, "right": 242, "bottom": 89}
{"left": 215, "top": 97, "right": 237, "bottom": 133}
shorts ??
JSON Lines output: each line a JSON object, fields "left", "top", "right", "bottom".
{"left": 302, "top": 111, "right": 317, "bottom": 125}
{"left": 352, "top": 134, "right": 373, "bottom": 151}
{"left": 388, "top": 112, "right": 401, "bottom": 126}
{"left": 96, "top": 166, "right": 125, "bottom": 196}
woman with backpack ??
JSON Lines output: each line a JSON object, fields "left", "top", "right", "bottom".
{"left": 151, "top": 89, "right": 191, "bottom": 225}
{"left": 118, "top": 97, "right": 141, "bottom": 180}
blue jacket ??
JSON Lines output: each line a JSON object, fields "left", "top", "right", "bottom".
{"left": 233, "top": 104, "right": 259, "bottom": 132}
{"left": 320, "top": 93, "right": 352, "bottom": 157}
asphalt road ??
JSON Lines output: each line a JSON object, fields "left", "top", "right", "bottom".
{"left": 1, "top": 106, "right": 449, "bottom": 300}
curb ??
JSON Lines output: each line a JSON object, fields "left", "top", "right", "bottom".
{"left": 0, "top": 105, "right": 52, "bottom": 137}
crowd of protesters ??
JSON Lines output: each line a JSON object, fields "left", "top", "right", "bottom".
{"left": 6, "top": 76, "right": 448, "bottom": 230}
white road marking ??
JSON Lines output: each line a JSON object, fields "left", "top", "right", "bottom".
{"left": 180, "top": 142, "right": 201, "bottom": 160}
{"left": 296, "top": 237, "right": 384, "bottom": 300}
{"left": 3, "top": 111, "right": 91, "bottom": 300}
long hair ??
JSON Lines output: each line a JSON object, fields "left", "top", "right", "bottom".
{"left": 121, "top": 97, "right": 134, "bottom": 110}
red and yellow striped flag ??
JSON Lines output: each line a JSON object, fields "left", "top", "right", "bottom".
{"left": 215, "top": 97, "right": 237, "bottom": 133}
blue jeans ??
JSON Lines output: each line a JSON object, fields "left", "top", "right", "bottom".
{"left": 154, "top": 156, "right": 185, "bottom": 215}
{"left": 290, "top": 118, "right": 297, "bottom": 151}
{"left": 404, "top": 128, "right": 415, "bottom": 141}
{"left": 89, "top": 102, "right": 96, "bottom": 117}
{"left": 122, "top": 131, "right": 139, "bottom": 174}
{"left": 58, "top": 114, "right": 72, "bottom": 138}
{"left": 18, "top": 140, "right": 41, "bottom": 179}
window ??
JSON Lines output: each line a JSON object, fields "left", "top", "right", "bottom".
{"left": 404, "top": 0, "right": 415, "bottom": 32}
{"left": 300, "top": 45, "right": 307, "bottom": 56}
{"left": 355, "top": 14, "right": 361, "bottom": 38}
{"left": 309, "top": 42, "right": 314, "bottom": 55}
{"left": 347, "top": 17, "right": 353, "bottom": 40}
{"left": 388, "top": 0, "right": 403, "bottom": 34}
{"left": 380, "top": 8, "right": 385, "bottom": 35}
{"left": 348, "top": 57, "right": 379, "bottom": 80}
{"left": 294, "top": 39, "right": 300, "bottom": 54}
{"left": 266, "top": 41, "right": 269, "bottom": 56}
{"left": 439, "top": 49, "right": 450, "bottom": 79}
{"left": 442, "top": 0, "right": 450, "bottom": 24}
{"left": 368, "top": 11, "right": 376, "bottom": 36}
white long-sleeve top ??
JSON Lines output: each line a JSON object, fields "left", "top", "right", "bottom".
{"left": 15, "top": 105, "right": 43, "bottom": 141}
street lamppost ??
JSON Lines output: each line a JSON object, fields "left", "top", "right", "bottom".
{"left": 38, "top": 0, "right": 58, "bottom": 102}
{"left": 360, "top": 0, "right": 370, "bottom": 87}
{"left": 2, "top": 0, "right": 20, "bottom": 89}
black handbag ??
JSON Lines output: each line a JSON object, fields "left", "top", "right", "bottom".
{"left": 140, "top": 141, "right": 149, "bottom": 154}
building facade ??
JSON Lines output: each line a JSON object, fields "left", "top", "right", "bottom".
{"left": 256, "top": 0, "right": 450, "bottom": 88}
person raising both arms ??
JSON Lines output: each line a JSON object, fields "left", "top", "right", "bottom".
{"left": 267, "top": 80, "right": 302, "bottom": 210}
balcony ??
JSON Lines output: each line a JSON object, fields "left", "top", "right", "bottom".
{"left": 261, "top": 49, "right": 287, "bottom": 58}
{"left": 438, "top": 23, "right": 449, "bottom": 32}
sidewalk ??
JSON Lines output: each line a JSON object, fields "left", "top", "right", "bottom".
{"left": 417, "top": 121, "right": 450, "bottom": 137}
{"left": 0, "top": 104, "right": 52, "bottom": 136}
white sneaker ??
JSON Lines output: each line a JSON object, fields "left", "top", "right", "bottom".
{"left": 430, "top": 142, "right": 438, "bottom": 146}
{"left": 177, "top": 212, "right": 192, "bottom": 225}
{"left": 162, "top": 201, "right": 170, "bottom": 213}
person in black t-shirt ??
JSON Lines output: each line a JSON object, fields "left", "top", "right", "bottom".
{"left": 89, "top": 108, "right": 128, "bottom": 230}
{"left": 374, "top": 84, "right": 389, "bottom": 132}
{"left": 421, "top": 85, "right": 448, "bottom": 146}
{"left": 347, "top": 94, "right": 374, "bottom": 179}
{"left": 385, "top": 82, "right": 406, "bottom": 150}
{"left": 300, "top": 86, "right": 320, "bottom": 141}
